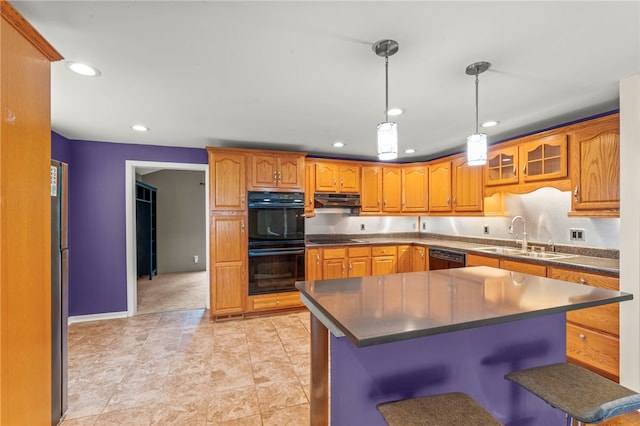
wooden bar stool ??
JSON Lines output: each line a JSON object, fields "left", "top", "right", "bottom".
{"left": 376, "top": 392, "right": 503, "bottom": 425}
{"left": 505, "top": 362, "right": 640, "bottom": 425}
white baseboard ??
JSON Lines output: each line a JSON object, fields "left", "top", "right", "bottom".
{"left": 68, "top": 311, "right": 128, "bottom": 324}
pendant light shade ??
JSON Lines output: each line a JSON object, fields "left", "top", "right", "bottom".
{"left": 373, "top": 39, "right": 399, "bottom": 161}
{"left": 377, "top": 121, "right": 398, "bottom": 160}
{"left": 465, "top": 61, "right": 491, "bottom": 166}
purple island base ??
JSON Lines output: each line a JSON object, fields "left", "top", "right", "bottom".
{"left": 329, "top": 313, "right": 566, "bottom": 426}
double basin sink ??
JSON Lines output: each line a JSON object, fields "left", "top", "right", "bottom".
{"left": 474, "top": 246, "right": 574, "bottom": 260}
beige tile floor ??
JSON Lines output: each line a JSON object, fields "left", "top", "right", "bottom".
{"left": 137, "top": 271, "right": 207, "bottom": 314}
{"left": 62, "top": 309, "right": 312, "bottom": 425}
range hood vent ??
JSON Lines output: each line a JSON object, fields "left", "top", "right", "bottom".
{"left": 314, "top": 193, "right": 361, "bottom": 208}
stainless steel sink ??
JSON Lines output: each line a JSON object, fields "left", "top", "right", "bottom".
{"left": 475, "top": 246, "right": 524, "bottom": 255}
{"left": 474, "top": 246, "right": 574, "bottom": 259}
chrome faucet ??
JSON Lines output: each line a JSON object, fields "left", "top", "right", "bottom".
{"left": 509, "top": 216, "right": 528, "bottom": 252}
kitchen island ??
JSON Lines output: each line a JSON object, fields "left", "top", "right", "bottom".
{"left": 296, "top": 266, "right": 633, "bottom": 426}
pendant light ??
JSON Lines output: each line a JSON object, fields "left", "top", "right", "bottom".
{"left": 465, "top": 61, "right": 491, "bottom": 166}
{"left": 373, "top": 39, "right": 399, "bottom": 161}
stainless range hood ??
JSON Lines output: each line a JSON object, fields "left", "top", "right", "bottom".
{"left": 314, "top": 193, "right": 361, "bottom": 208}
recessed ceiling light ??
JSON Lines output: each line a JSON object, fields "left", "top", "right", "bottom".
{"left": 387, "top": 108, "right": 404, "bottom": 116}
{"left": 131, "top": 124, "right": 149, "bottom": 132}
{"left": 481, "top": 120, "right": 499, "bottom": 128}
{"left": 333, "top": 141, "right": 345, "bottom": 148}
{"left": 66, "top": 61, "right": 101, "bottom": 77}
{"left": 405, "top": 148, "right": 416, "bottom": 154}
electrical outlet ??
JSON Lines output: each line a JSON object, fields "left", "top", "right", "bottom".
{"left": 360, "top": 223, "right": 365, "bottom": 231}
{"left": 194, "top": 255, "right": 199, "bottom": 263}
{"left": 483, "top": 225, "right": 490, "bottom": 235}
{"left": 569, "top": 228, "right": 585, "bottom": 241}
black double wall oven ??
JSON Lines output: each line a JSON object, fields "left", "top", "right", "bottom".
{"left": 247, "top": 192, "right": 305, "bottom": 295}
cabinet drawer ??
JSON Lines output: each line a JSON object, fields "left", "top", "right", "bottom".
{"left": 322, "top": 247, "right": 346, "bottom": 259}
{"left": 566, "top": 323, "right": 619, "bottom": 381}
{"left": 371, "top": 246, "right": 397, "bottom": 257}
{"left": 251, "top": 292, "right": 303, "bottom": 311}
{"left": 548, "top": 267, "right": 619, "bottom": 290}
{"left": 500, "top": 259, "right": 547, "bottom": 277}
{"left": 348, "top": 246, "right": 371, "bottom": 257}
{"left": 567, "top": 304, "right": 619, "bottom": 336}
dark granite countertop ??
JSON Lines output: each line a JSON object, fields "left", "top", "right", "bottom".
{"left": 305, "top": 233, "right": 620, "bottom": 276}
{"left": 296, "top": 266, "right": 632, "bottom": 347}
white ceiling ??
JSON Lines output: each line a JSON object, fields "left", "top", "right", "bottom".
{"left": 12, "top": 1, "right": 640, "bottom": 162}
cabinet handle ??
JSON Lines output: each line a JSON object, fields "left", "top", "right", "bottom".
{"left": 342, "top": 262, "right": 346, "bottom": 270}
{"left": 447, "top": 196, "right": 450, "bottom": 206}
{"left": 273, "top": 171, "right": 277, "bottom": 183}
{"left": 513, "top": 165, "right": 517, "bottom": 175}
{"left": 316, "top": 253, "right": 320, "bottom": 262}
{"left": 383, "top": 200, "right": 387, "bottom": 207}
{"left": 241, "top": 195, "right": 245, "bottom": 204}
{"left": 277, "top": 171, "right": 282, "bottom": 182}
{"left": 333, "top": 178, "right": 337, "bottom": 186}
{"left": 241, "top": 221, "right": 245, "bottom": 232}
{"left": 579, "top": 278, "right": 587, "bottom": 284}
{"left": 522, "top": 163, "right": 527, "bottom": 176}
{"left": 349, "top": 263, "right": 352, "bottom": 270}
{"left": 340, "top": 178, "right": 343, "bottom": 187}
{"left": 574, "top": 185, "right": 581, "bottom": 203}
{"left": 276, "top": 300, "right": 280, "bottom": 305}
{"left": 420, "top": 251, "right": 424, "bottom": 259}
{"left": 453, "top": 196, "right": 457, "bottom": 206}
{"left": 377, "top": 199, "right": 380, "bottom": 207}
{"left": 579, "top": 334, "right": 586, "bottom": 340}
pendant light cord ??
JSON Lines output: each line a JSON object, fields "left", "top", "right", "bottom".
{"left": 475, "top": 73, "right": 479, "bottom": 134}
{"left": 385, "top": 55, "right": 389, "bottom": 123}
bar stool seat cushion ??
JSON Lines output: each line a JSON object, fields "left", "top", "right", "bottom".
{"left": 505, "top": 362, "right": 640, "bottom": 424}
{"left": 376, "top": 392, "right": 502, "bottom": 425}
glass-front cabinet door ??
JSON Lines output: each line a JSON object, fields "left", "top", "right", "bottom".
{"left": 485, "top": 146, "right": 518, "bottom": 186}
{"left": 520, "top": 134, "right": 568, "bottom": 182}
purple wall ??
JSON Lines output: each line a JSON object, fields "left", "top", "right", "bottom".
{"left": 52, "top": 132, "right": 207, "bottom": 316}
{"left": 52, "top": 132, "right": 71, "bottom": 164}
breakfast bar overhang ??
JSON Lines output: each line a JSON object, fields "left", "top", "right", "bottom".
{"left": 296, "top": 266, "right": 633, "bottom": 426}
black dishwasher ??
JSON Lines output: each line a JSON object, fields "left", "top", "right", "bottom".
{"left": 429, "top": 248, "right": 466, "bottom": 270}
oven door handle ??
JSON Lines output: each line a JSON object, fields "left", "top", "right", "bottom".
{"left": 248, "top": 248, "right": 306, "bottom": 257}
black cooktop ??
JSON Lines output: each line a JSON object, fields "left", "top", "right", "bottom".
{"left": 306, "top": 237, "right": 363, "bottom": 244}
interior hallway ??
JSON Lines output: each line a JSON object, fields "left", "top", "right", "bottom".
{"left": 137, "top": 271, "right": 207, "bottom": 314}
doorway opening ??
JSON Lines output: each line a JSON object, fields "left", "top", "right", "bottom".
{"left": 125, "top": 161, "right": 209, "bottom": 316}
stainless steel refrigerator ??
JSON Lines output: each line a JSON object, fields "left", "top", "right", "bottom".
{"left": 51, "top": 160, "right": 68, "bottom": 425}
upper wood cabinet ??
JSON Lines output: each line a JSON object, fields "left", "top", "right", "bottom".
{"left": 362, "top": 165, "right": 426, "bottom": 214}
{"left": 429, "top": 157, "right": 482, "bottom": 214}
{"left": 569, "top": 114, "right": 620, "bottom": 215}
{"left": 520, "top": 133, "right": 568, "bottom": 183}
{"left": 382, "top": 167, "right": 402, "bottom": 212}
{"left": 247, "top": 153, "right": 305, "bottom": 191}
{"left": 452, "top": 156, "right": 483, "bottom": 213}
{"left": 486, "top": 145, "right": 519, "bottom": 186}
{"left": 208, "top": 149, "right": 246, "bottom": 211}
{"left": 402, "top": 165, "right": 428, "bottom": 213}
{"left": 485, "top": 133, "right": 568, "bottom": 189}
{"left": 304, "top": 162, "right": 315, "bottom": 217}
{"left": 315, "top": 162, "right": 360, "bottom": 193}
{"left": 361, "top": 166, "right": 383, "bottom": 212}
{"left": 428, "top": 160, "right": 452, "bottom": 212}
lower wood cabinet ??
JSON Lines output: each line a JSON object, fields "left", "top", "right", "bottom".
{"left": 466, "top": 253, "right": 500, "bottom": 268}
{"left": 322, "top": 247, "right": 347, "bottom": 279}
{"left": 499, "top": 259, "right": 547, "bottom": 277}
{"left": 348, "top": 246, "right": 371, "bottom": 277}
{"left": 397, "top": 245, "right": 412, "bottom": 272}
{"left": 306, "top": 248, "right": 322, "bottom": 280}
{"left": 371, "top": 246, "right": 397, "bottom": 275}
{"left": 210, "top": 214, "right": 246, "bottom": 316}
{"left": 548, "top": 266, "right": 620, "bottom": 381}
{"left": 412, "top": 246, "right": 428, "bottom": 271}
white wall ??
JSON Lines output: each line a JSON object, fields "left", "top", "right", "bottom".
{"left": 423, "top": 188, "right": 620, "bottom": 249}
{"left": 620, "top": 74, "right": 640, "bottom": 391}
{"left": 306, "top": 210, "right": 418, "bottom": 235}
